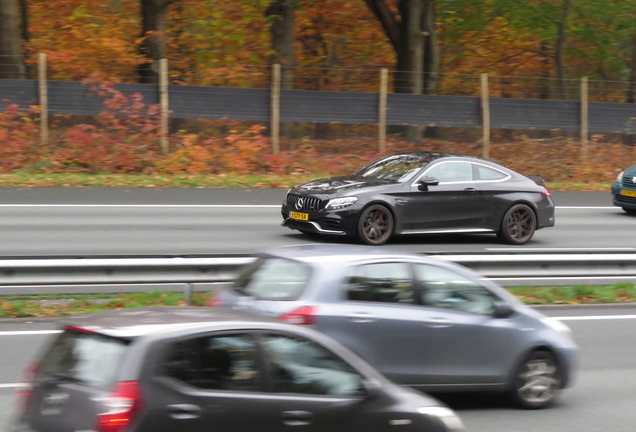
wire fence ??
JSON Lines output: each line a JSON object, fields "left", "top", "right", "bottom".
{"left": 2, "top": 54, "right": 636, "bottom": 103}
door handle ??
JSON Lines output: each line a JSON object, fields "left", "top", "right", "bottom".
{"left": 463, "top": 188, "right": 477, "bottom": 193}
{"left": 167, "top": 404, "right": 202, "bottom": 420}
{"left": 282, "top": 410, "right": 313, "bottom": 426}
{"left": 423, "top": 318, "right": 452, "bottom": 328}
{"left": 347, "top": 312, "right": 378, "bottom": 322}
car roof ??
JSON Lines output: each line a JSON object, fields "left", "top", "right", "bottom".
{"left": 259, "top": 243, "right": 429, "bottom": 265}
{"left": 61, "top": 306, "right": 280, "bottom": 339}
{"left": 387, "top": 151, "right": 491, "bottom": 164}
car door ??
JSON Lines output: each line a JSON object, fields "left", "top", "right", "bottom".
{"left": 255, "top": 332, "right": 384, "bottom": 432}
{"left": 398, "top": 161, "right": 483, "bottom": 231}
{"left": 407, "top": 263, "right": 526, "bottom": 386}
{"left": 315, "top": 261, "right": 432, "bottom": 385}
{"left": 140, "top": 333, "right": 275, "bottom": 432}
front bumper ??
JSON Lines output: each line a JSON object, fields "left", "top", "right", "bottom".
{"left": 612, "top": 181, "right": 636, "bottom": 210}
{"left": 281, "top": 201, "right": 359, "bottom": 236}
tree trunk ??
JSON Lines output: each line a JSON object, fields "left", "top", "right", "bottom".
{"left": 0, "top": 0, "right": 25, "bottom": 79}
{"left": 266, "top": 0, "right": 296, "bottom": 138}
{"left": 554, "top": 0, "right": 570, "bottom": 100}
{"left": 422, "top": 0, "right": 438, "bottom": 94}
{"left": 623, "top": 31, "right": 636, "bottom": 147}
{"left": 138, "top": 0, "right": 177, "bottom": 84}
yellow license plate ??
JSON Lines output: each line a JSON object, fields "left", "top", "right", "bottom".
{"left": 290, "top": 211, "right": 309, "bottom": 221}
{"left": 621, "top": 189, "right": 636, "bottom": 198}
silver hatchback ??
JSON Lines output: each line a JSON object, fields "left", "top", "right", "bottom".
{"left": 212, "top": 244, "right": 578, "bottom": 409}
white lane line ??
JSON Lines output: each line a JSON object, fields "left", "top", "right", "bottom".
{"left": 0, "top": 204, "right": 281, "bottom": 208}
{"left": 487, "top": 248, "right": 636, "bottom": 252}
{"left": 0, "top": 330, "right": 61, "bottom": 336}
{"left": 0, "top": 383, "right": 22, "bottom": 388}
{"left": 554, "top": 315, "right": 636, "bottom": 321}
{"left": 556, "top": 206, "right": 616, "bottom": 209}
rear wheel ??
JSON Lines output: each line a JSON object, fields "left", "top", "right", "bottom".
{"left": 509, "top": 350, "right": 562, "bottom": 409}
{"left": 497, "top": 204, "right": 536, "bottom": 245}
{"left": 356, "top": 204, "right": 394, "bottom": 245}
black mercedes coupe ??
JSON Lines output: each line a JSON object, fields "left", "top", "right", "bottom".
{"left": 281, "top": 151, "right": 555, "bottom": 245}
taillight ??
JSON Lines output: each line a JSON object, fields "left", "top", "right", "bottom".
{"left": 206, "top": 291, "right": 222, "bottom": 307}
{"left": 279, "top": 306, "right": 317, "bottom": 325}
{"left": 96, "top": 381, "right": 143, "bottom": 432}
{"left": 14, "top": 362, "right": 40, "bottom": 413}
{"left": 541, "top": 188, "right": 551, "bottom": 196}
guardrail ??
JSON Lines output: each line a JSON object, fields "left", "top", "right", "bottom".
{"left": 0, "top": 253, "right": 635, "bottom": 298}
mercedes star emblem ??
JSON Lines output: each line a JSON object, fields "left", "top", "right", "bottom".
{"left": 296, "top": 197, "right": 304, "bottom": 210}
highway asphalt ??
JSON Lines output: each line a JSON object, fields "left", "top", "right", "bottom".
{"left": 1, "top": 305, "right": 636, "bottom": 432}
{"left": 0, "top": 188, "right": 629, "bottom": 256}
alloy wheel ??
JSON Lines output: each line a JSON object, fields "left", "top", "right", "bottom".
{"left": 357, "top": 205, "right": 393, "bottom": 245}
{"left": 498, "top": 204, "right": 536, "bottom": 245}
{"left": 513, "top": 352, "right": 561, "bottom": 409}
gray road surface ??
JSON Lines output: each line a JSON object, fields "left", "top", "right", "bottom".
{"left": 0, "top": 188, "right": 630, "bottom": 256}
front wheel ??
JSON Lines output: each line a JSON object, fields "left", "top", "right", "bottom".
{"left": 509, "top": 350, "right": 562, "bottom": 409}
{"left": 497, "top": 204, "right": 537, "bottom": 245}
{"left": 622, "top": 207, "right": 636, "bottom": 216}
{"left": 356, "top": 204, "right": 394, "bottom": 245}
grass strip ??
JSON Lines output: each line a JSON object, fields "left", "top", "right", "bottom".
{"left": 0, "top": 284, "right": 635, "bottom": 318}
{"left": 0, "top": 173, "right": 613, "bottom": 191}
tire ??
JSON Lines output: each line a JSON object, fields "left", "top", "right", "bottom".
{"left": 356, "top": 204, "right": 394, "bottom": 245}
{"left": 497, "top": 204, "right": 537, "bottom": 245}
{"left": 622, "top": 207, "right": 636, "bottom": 216}
{"left": 509, "top": 350, "right": 562, "bottom": 409}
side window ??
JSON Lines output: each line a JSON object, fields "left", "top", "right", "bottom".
{"left": 163, "top": 334, "right": 261, "bottom": 392}
{"left": 414, "top": 264, "right": 497, "bottom": 315}
{"left": 261, "top": 334, "right": 364, "bottom": 397}
{"left": 345, "top": 262, "right": 415, "bottom": 304}
{"left": 424, "top": 162, "right": 473, "bottom": 183}
{"left": 475, "top": 165, "right": 507, "bottom": 181}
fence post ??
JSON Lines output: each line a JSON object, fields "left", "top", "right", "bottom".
{"left": 159, "top": 59, "right": 169, "bottom": 154}
{"left": 37, "top": 53, "right": 48, "bottom": 146}
{"left": 378, "top": 68, "right": 388, "bottom": 152}
{"left": 184, "top": 283, "right": 193, "bottom": 306}
{"left": 271, "top": 64, "right": 281, "bottom": 155}
{"left": 480, "top": 73, "right": 490, "bottom": 159}
{"left": 580, "top": 76, "right": 588, "bottom": 157}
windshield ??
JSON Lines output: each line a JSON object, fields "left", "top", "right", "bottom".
{"left": 355, "top": 154, "right": 429, "bottom": 182}
{"left": 233, "top": 257, "right": 311, "bottom": 300}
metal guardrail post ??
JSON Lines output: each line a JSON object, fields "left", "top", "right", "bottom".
{"left": 184, "top": 283, "right": 193, "bottom": 306}
{"left": 378, "top": 68, "right": 388, "bottom": 152}
{"left": 38, "top": 53, "right": 48, "bottom": 146}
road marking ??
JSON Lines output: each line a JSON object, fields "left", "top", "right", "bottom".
{"left": 0, "top": 383, "right": 22, "bottom": 388}
{"left": 556, "top": 206, "right": 617, "bottom": 209}
{"left": 487, "top": 247, "right": 636, "bottom": 252}
{"left": 554, "top": 315, "right": 636, "bottom": 321}
{"left": 0, "top": 330, "right": 61, "bottom": 336}
{"left": 0, "top": 204, "right": 281, "bottom": 208}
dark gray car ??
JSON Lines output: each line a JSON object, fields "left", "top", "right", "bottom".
{"left": 8, "top": 307, "right": 464, "bottom": 432}
{"left": 212, "top": 244, "right": 579, "bottom": 409}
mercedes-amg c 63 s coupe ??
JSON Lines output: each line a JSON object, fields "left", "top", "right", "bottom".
{"left": 281, "top": 151, "right": 555, "bottom": 245}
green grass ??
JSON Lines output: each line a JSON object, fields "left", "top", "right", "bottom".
{"left": 0, "top": 173, "right": 612, "bottom": 191}
{"left": 1, "top": 284, "right": 635, "bottom": 318}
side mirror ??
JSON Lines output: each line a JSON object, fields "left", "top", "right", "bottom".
{"left": 492, "top": 300, "right": 514, "bottom": 319}
{"left": 417, "top": 176, "right": 439, "bottom": 191}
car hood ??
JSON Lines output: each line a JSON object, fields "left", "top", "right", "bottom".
{"left": 292, "top": 175, "right": 397, "bottom": 195}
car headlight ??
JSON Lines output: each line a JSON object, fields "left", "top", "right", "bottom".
{"left": 325, "top": 197, "right": 358, "bottom": 210}
{"left": 541, "top": 317, "right": 573, "bottom": 338}
{"left": 283, "top": 189, "right": 292, "bottom": 205}
{"left": 418, "top": 407, "right": 464, "bottom": 431}
{"left": 617, "top": 171, "right": 624, "bottom": 183}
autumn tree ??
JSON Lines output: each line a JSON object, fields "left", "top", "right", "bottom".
{"left": 364, "top": 0, "right": 438, "bottom": 143}
{"left": 138, "top": 0, "right": 179, "bottom": 83}
{"left": 0, "top": 0, "right": 25, "bottom": 79}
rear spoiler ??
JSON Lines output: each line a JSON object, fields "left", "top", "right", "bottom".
{"left": 525, "top": 175, "right": 546, "bottom": 187}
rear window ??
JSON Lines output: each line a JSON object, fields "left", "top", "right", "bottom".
{"left": 233, "top": 257, "right": 311, "bottom": 300}
{"left": 36, "top": 329, "right": 129, "bottom": 389}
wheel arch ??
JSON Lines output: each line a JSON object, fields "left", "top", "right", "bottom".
{"left": 506, "top": 345, "right": 567, "bottom": 391}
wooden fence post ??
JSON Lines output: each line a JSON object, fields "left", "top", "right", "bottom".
{"left": 480, "top": 73, "right": 490, "bottom": 159}
{"left": 38, "top": 53, "right": 48, "bottom": 146}
{"left": 159, "top": 58, "right": 169, "bottom": 154}
{"left": 378, "top": 68, "right": 388, "bottom": 152}
{"left": 580, "top": 76, "right": 588, "bottom": 157}
{"left": 271, "top": 64, "right": 281, "bottom": 155}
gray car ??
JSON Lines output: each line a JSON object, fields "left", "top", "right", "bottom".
{"left": 212, "top": 244, "right": 578, "bottom": 409}
{"left": 8, "top": 307, "right": 464, "bottom": 432}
